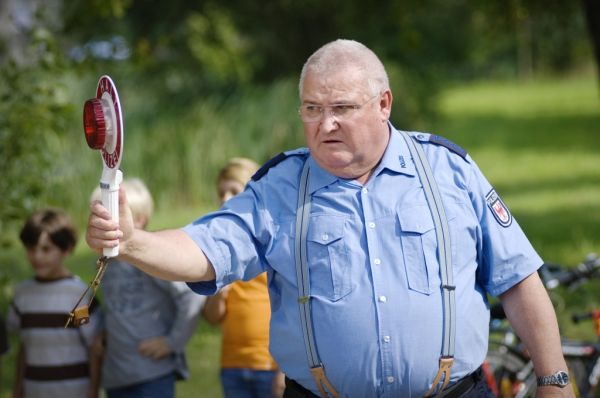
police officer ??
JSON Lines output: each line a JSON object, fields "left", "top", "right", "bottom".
{"left": 86, "top": 39, "right": 575, "bottom": 398}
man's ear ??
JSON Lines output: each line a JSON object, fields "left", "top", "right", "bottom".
{"left": 379, "top": 89, "right": 393, "bottom": 121}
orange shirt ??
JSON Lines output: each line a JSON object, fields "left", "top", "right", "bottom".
{"left": 220, "top": 273, "right": 277, "bottom": 370}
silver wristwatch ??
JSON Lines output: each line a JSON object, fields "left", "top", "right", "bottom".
{"left": 537, "top": 370, "right": 570, "bottom": 388}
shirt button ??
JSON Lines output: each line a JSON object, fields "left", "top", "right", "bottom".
{"left": 362, "top": 187, "right": 368, "bottom": 194}
{"left": 322, "top": 234, "right": 329, "bottom": 241}
{"left": 368, "top": 222, "right": 376, "bottom": 229}
{"left": 378, "top": 296, "right": 387, "bottom": 303}
{"left": 373, "top": 258, "right": 381, "bottom": 265}
{"left": 383, "top": 336, "right": 391, "bottom": 343}
{"left": 387, "top": 376, "right": 395, "bottom": 384}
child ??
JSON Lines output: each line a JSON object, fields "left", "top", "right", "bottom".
{"left": 203, "top": 158, "right": 285, "bottom": 398}
{"left": 7, "top": 208, "right": 103, "bottom": 398}
{"left": 92, "top": 178, "right": 205, "bottom": 398}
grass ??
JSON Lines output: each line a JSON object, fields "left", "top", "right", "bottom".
{"left": 1, "top": 73, "right": 599, "bottom": 395}
{"left": 428, "top": 75, "right": 600, "bottom": 338}
{"left": 429, "top": 76, "right": 600, "bottom": 262}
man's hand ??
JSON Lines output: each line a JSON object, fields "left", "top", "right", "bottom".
{"left": 138, "top": 336, "right": 173, "bottom": 360}
{"left": 86, "top": 187, "right": 133, "bottom": 254}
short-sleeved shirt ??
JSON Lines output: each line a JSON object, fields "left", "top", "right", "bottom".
{"left": 7, "top": 276, "right": 103, "bottom": 398}
{"left": 220, "top": 273, "right": 278, "bottom": 370}
{"left": 101, "top": 259, "right": 205, "bottom": 388}
{"left": 183, "top": 126, "right": 542, "bottom": 397}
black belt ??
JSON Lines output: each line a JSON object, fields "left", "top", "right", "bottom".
{"left": 284, "top": 377, "right": 320, "bottom": 398}
{"left": 436, "top": 366, "right": 483, "bottom": 398}
{"left": 284, "top": 366, "right": 483, "bottom": 398}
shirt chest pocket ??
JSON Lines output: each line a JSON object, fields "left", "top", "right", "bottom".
{"left": 306, "top": 216, "right": 352, "bottom": 301}
{"left": 398, "top": 206, "right": 439, "bottom": 295}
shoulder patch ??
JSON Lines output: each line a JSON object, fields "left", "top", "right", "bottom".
{"left": 251, "top": 149, "right": 308, "bottom": 181}
{"left": 428, "top": 134, "right": 468, "bottom": 160}
{"left": 485, "top": 189, "right": 513, "bottom": 227}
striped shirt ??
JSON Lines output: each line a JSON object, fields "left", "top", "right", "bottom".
{"left": 7, "top": 275, "right": 103, "bottom": 398}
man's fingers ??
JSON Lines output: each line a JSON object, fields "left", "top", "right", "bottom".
{"left": 86, "top": 200, "right": 123, "bottom": 251}
{"left": 89, "top": 200, "right": 115, "bottom": 222}
{"left": 85, "top": 233, "right": 120, "bottom": 251}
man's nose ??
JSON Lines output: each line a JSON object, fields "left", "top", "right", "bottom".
{"left": 319, "top": 109, "right": 339, "bottom": 131}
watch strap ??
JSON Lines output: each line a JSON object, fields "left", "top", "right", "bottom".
{"left": 537, "top": 370, "right": 569, "bottom": 387}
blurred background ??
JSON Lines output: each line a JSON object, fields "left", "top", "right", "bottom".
{"left": 0, "top": 0, "right": 599, "bottom": 396}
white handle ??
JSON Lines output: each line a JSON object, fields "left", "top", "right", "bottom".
{"left": 100, "top": 168, "right": 123, "bottom": 257}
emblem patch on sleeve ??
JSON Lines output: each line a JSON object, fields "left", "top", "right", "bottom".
{"left": 485, "top": 189, "right": 512, "bottom": 227}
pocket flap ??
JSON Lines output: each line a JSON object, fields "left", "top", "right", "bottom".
{"left": 398, "top": 206, "right": 435, "bottom": 234}
{"left": 307, "top": 216, "right": 344, "bottom": 245}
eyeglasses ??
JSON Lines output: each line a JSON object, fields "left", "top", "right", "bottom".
{"left": 298, "top": 94, "right": 380, "bottom": 123}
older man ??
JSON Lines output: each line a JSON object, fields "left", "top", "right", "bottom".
{"left": 87, "top": 39, "right": 574, "bottom": 398}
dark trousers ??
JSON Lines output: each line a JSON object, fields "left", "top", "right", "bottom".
{"left": 283, "top": 366, "right": 496, "bottom": 398}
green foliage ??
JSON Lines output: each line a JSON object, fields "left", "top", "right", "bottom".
{"left": 121, "top": 78, "right": 303, "bottom": 207}
{"left": 0, "top": 28, "right": 75, "bottom": 248}
{"left": 186, "top": 6, "right": 254, "bottom": 85}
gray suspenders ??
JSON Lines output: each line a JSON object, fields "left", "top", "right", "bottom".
{"left": 295, "top": 159, "right": 341, "bottom": 398}
{"left": 294, "top": 131, "right": 456, "bottom": 397}
{"left": 400, "top": 131, "right": 456, "bottom": 397}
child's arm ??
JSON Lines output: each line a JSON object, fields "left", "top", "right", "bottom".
{"left": 202, "top": 285, "right": 230, "bottom": 325}
{"left": 139, "top": 280, "right": 205, "bottom": 360}
{"left": 13, "top": 343, "right": 25, "bottom": 398}
{"left": 272, "top": 370, "right": 285, "bottom": 398}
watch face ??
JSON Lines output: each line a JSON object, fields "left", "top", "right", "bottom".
{"left": 556, "top": 371, "right": 569, "bottom": 386}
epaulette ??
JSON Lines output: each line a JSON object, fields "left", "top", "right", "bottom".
{"left": 411, "top": 132, "right": 468, "bottom": 160}
{"left": 251, "top": 148, "right": 308, "bottom": 181}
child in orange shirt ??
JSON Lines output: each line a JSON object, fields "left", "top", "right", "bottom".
{"left": 203, "top": 158, "right": 284, "bottom": 398}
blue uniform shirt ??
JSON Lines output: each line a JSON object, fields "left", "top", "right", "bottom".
{"left": 183, "top": 126, "right": 542, "bottom": 397}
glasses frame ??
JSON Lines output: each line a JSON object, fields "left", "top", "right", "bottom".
{"left": 298, "top": 93, "right": 380, "bottom": 123}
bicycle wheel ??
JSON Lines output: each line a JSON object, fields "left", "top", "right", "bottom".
{"left": 566, "top": 357, "right": 590, "bottom": 397}
{"left": 487, "top": 341, "right": 536, "bottom": 398}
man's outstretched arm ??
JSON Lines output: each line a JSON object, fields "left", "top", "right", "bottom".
{"left": 86, "top": 187, "right": 215, "bottom": 282}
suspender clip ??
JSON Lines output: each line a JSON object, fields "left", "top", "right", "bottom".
{"left": 423, "top": 356, "right": 454, "bottom": 397}
{"left": 310, "top": 364, "right": 341, "bottom": 398}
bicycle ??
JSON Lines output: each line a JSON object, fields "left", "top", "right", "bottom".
{"left": 562, "top": 308, "right": 600, "bottom": 397}
{"left": 484, "top": 253, "right": 600, "bottom": 397}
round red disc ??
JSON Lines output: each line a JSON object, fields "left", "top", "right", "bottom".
{"left": 83, "top": 99, "right": 106, "bottom": 149}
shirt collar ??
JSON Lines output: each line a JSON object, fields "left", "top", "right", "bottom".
{"left": 307, "top": 156, "right": 338, "bottom": 194}
{"left": 375, "top": 124, "right": 416, "bottom": 178}
{"left": 306, "top": 124, "right": 415, "bottom": 194}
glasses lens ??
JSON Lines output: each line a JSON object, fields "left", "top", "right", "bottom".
{"left": 300, "top": 105, "right": 322, "bottom": 122}
{"left": 299, "top": 95, "right": 377, "bottom": 122}
{"left": 331, "top": 104, "right": 358, "bottom": 118}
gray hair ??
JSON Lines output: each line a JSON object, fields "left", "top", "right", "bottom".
{"left": 299, "top": 39, "right": 389, "bottom": 98}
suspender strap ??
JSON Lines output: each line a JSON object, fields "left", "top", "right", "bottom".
{"left": 400, "top": 131, "right": 456, "bottom": 397}
{"left": 294, "top": 159, "right": 340, "bottom": 398}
